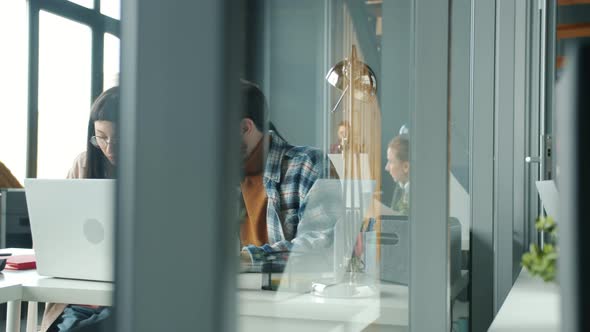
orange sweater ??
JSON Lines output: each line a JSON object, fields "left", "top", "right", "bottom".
{"left": 240, "top": 137, "right": 268, "bottom": 247}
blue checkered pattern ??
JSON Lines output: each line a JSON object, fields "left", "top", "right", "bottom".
{"left": 242, "top": 131, "right": 336, "bottom": 266}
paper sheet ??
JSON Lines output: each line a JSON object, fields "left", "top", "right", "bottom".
{"left": 373, "top": 198, "right": 399, "bottom": 216}
{"left": 536, "top": 180, "right": 559, "bottom": 220}
{"left": 328, "top": 153, "right": 372, "bottom": 180}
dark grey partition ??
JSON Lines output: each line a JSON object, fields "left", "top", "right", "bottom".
{"left": 116, "top": 1, "right": 242, "bottom": 331}
{"left": 557, "top": 40, "right": 590, "bottom": 332}
{"left": 470, "top": 0, "right": 496, "bottom": 329}
{"left": 0, "top": 189, "right": 32, "bottom": 249}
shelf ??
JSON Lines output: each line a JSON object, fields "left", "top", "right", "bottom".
{"left": 557, "top": 23, "right": 590, "bottom": 39}
{"left": 558, "top": 0, "right": 590, "bottom": 5}
{"left": 488, "top": 269, "right": 560, "bottom": 332}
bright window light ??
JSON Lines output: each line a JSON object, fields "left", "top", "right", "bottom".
{"left": 104, "top": 33, "right": 120, "bottom": 90}
{"left": 0, "top": 0, "right": 28, "bottom": 183}
{"left": 101, "top": 0, "right": 120, "bottom": 20}
{"left": 37, "top": 10, "right": 91, "bottom": 179}
{"left": 68, "top": 0, "right": 93, "bottom": 9}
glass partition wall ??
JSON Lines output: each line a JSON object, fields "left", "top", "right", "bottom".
{"left": 241, "top": 2, "right": 402, "bottom": 330}
{"left": 0, "top": 0, "right": 556, "bottom": 330}
{"left": 239, "top": 0, "right": 468, "bottom": 331}
{"left": 117, "top": 0, "right": 461, "bottom": 331}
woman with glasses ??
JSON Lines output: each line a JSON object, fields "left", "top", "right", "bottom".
{"left": 40, "top": 86, "right": 119, "bottom": 332}
{"left": 66, "top": 86, "right": 118, "bottom": 179}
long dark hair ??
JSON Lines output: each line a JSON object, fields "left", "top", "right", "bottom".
{"left": 85, "top": 87, "right": 119, "bottom": 179}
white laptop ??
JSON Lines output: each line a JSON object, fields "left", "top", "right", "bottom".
{"left": 24, "top": 179, "right": 115, "bottom": 282}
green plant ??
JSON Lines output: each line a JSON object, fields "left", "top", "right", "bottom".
{"left": 394, "top": 195, "right": 409, "bottom": 215}
{"left": 521, "top": 216, "right": 558, "bottom": 282}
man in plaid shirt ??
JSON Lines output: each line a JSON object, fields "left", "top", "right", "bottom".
{"left": 239, "top": 81, "right": 339, "bottom": 270}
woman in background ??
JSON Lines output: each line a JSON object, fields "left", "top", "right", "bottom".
{"left": 41, "top": 86, "right": 119, "bottom": 332}
{"left": 385, "top": 134, "right": 410, "bottom": 214}
{"left": 67, "top": 87, "right": 118, "bottom": 179}
{"left": 330, "top": 120, "right": 350, "bottom": 154}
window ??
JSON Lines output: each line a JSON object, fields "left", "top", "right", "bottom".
{"left": 67, "top": 0, "right": 93, "bottom": 9}
{"left": 103, "top": 33, "right": 120, "bottom": 90}
{"left": 23, "top": 0, "right": 121, "bottom": 178}
{"left": 0, "top": 0, "right": 29, "bottom": 183}
{"left": 37, "top": 11, "right": 92, "bottom": 178}
{"left": 101, "top": 0, "right": 120, "bottom": 20}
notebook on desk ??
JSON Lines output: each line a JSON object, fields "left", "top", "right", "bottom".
{"left": 3, "top": 254, "right": 36, "bottom": 270}
{"left": 24, "top": 179, "right": 115, "bottom": 282}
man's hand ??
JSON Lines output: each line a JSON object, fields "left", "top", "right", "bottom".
{"left": 240, "top": 250, "right": 251, "bottom": 263}
{"left": 239, "top": 251, "right": 252, "bottom": 272}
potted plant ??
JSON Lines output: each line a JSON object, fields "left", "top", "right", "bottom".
{"left": 521, "top": 216, "right": 558, "bottom": 282}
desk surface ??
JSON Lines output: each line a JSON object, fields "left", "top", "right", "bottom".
{"left": 238, "top": 273, "right": 408, "bottom": 326}
{"left": 488, "top": 268, "right": 560, "bottom": 332}
{"left": 0, "top": 249, "right": 410, "bottom": 330}
{"left": 0, "top": 249, "right": 113, "bottom": 305}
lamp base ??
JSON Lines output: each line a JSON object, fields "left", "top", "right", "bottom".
{"left": 311, "top": 273, "right": 377, "bottom": 298}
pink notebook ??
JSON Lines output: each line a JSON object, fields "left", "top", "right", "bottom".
{"left": 4, "top": 255, "right": 36, "bottom": 270}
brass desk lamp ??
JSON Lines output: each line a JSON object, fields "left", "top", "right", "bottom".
{"left": 312, "top": 45, "right": 379, "bottom": 298}
{"left": 325, "top": 46, "right": 377, "bottom": 113}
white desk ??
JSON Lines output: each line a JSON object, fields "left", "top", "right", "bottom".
{"left": 0, "top": 249, "right": 410, "bottom": 332}
{"left": 239, "top": 273, "right": 409, "bottom": 331}
{"left": 488, "top": 268, "right": 560, "bottom": 332}
{"left": 0, "top": 248, "right": 111, "bottom": 332}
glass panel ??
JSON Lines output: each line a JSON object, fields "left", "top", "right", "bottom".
{"left": 235, "top": 0, "right": 433, "bottom": 331}
{"left": 101, "top": 0, "right": 121, "bottom": 20}
{"left": 104, "top": 33, "right": 120, "bottom": 90}
{"left": 449, "top": 0, "right": 472, "bottom": 330}
{"left": 68, "top": 0, "right": 93, "bottom": 9}
{"left": 0, "top": 0, "right": 28, "bottom": 184}
{"left": 37, "top": 11, "right": 91, "bottom": 179}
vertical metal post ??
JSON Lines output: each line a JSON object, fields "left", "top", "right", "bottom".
{"left": 1, "top": 190, "right": 6, "bottom": 248}
{"left": 494, "top": 0, "right": 517, "bottom": 313}
{"left": 534, "top": 0, "right": 551, "bottom": 250}
{"left": 7, "top": 300, "right": 22, "bottom": 332}
{"left": 469, "top": 0, "right": 496, "bottom": 329}
{"left": 321, "top": 0, "right": 333, "bottom": 154}
{"left": 26, "top": 1, "right": 40, "bottom": 179}
{"left": 525, "top": 0, "right": 542, "bottom": 252}
{"left": 512, "top": 0, "right": 528, "bottom": 282}
{"left": 544, "top": 0, "right": 557, "bottom": 181}
{"left": 91, "top": 24, "right": 104, "bottom": 101}
{"left": 409, "top": 0, "right": 451, "bottom": 330}
{"left": 538, "top": 0, "right": 547, "bottom": 189}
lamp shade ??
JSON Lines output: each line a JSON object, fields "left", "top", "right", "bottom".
{"left": 325, "top": 59, "right": 377, "bottom": 102}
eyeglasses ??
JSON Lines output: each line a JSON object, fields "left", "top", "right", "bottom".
{"left": 90, "top": 136, "right": 118, "bottom": 148}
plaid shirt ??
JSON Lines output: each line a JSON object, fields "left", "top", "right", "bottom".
{"left": 242, "top": 131, "right": 337, "bottom": 267}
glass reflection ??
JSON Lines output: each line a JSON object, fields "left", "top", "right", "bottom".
{"left": 235, "top": 0, "right": 442, "bottom": 331}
